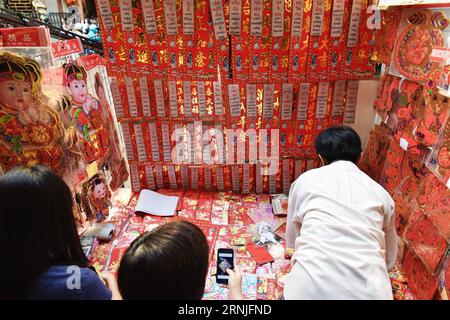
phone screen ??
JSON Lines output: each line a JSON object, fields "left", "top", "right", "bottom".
{"left": 216, "top": 248, "right": 234, "bottom": 285}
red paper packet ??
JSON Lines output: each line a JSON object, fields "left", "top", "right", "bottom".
{"left": 404, "top": 210, "right": 447, "bottom": 274}
{"left": 246, "top": 243, "right": 274, "bottom": 265}
{"left": 89, "top": 242, "right": 113, "bottom": 273}
{"left": 419, "top": 174, "right": 450, "bottom": 240}
{"left": 402, "top": 248, "right": 438, "bottom": 300}
{"left": 236, "top": 257, "right": 257, "bottom": 274}
{"left": 256, "top": 275, "right": 276, "bottom": 300}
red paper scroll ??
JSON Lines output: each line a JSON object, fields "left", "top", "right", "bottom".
{"left": 306, "top": 0, "right": 331, "bottom": 81}
{"left": 289, "top": 0, "right": 312, "bottom": 83}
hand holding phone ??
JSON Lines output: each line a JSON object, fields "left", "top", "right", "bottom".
{"left": 216, "top": 248, "right": 234, "bottom": 285}
{"left": 226, "top": 266, "right": 243, "bottom": 300}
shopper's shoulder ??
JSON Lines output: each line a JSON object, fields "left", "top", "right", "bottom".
{"left": 356, "top": 169, "right": 392, "bottom": 199}
{"left": 300, "top": 166, "right": 328, "bottom": 180}
{"left": 40, "top": 265, "right": 97, "bottom": 280}
{"left": 79, "top": 266, "right": 101, "bottom": 281}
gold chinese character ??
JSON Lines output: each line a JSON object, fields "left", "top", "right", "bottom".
{"left": 137, "top": 33, "right": 146, "bottom": 46}
{"left": 195, "top": 52, "right": 206, "bottom": 67}
{"left": 281, "top": 56, "right": 289, "bottom": 68}
{"left": 137, "top": 50, "right": 149, "bottom": 63}
{"left": 118, "top": 46, "right": 126, "bottom": 61}
{"left": 305, "top": 0, "right": 312, "bottom": 12}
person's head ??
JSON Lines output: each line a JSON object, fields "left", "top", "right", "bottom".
{"left": 63, "top": 63, "right": 88, "bottom": 105}
{"left": 118, "top": 220, "right": 209, "bottom": 300}
{"left": 315, "top": 126, "right": 362, "bottom": 165}
{"left": 0, "top": 53, "right": 40, "bottom": 112}
{"left": 0, "top": 166, "right": 88, "bottom": 299}
{"left": 92, "top": 177, "right": 107, "bottom": 199}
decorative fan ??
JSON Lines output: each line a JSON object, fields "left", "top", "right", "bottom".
{"left": 394, "top": 10, "right": 444, "bottom": 82}
{"left": 407, "top": 11, "right": 427, "bottom": 25}
{"left": 430, "top": 11, "right": 450, "bottom": 30}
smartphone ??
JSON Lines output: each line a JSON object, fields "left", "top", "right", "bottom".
{"left": 216, "top": 248, "right": 234, "bottom": 285}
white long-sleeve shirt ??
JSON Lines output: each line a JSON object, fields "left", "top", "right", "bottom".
{"left": 284, "top": 160, "right": 398, "bottom": 300}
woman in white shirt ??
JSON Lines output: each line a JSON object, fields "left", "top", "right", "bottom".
{"left": 284, "top": 126, "right": 398, "bottom": 300}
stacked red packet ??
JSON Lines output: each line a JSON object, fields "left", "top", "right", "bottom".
{"left": 229, "top": 224, "right": 252, "bottom": 246}
{"left": 142, "top": 215, "right": 164, "bottom": 225}
{"left": 129, "top": 214, "right": 144, "bottom": 225}
{"left": 241, "top": 273, "right": 258, "bottom": 300}
{"left": 213, "top": 191, "right": 233, "bottom": 201}
{"left": 267, "top": 243, "right": 285, "bottom": 261}
{"left": 402, "top": 248, "right": 438, "bottom": 300}
{"left": 229, "top": 202, "right": 254, "bottom": 225}
{"left": 106, "top": 246, "right": 128, "bottom": 276}
{"left": 117, "top": 223, "right": 146, "bottom": 247}
{"left": 178, "top": 209, "right": 196, "bottom": 219}
{"left": 198, "top": 191, "right": 214, "bottom": 200}
{"left": 255, "top": 263, "right": 273, "bottom": 276}
{"left": 90, "top": 242, "right": 114, "bottom": 273}
{"left": 404, "top": 210, "right": 447, "bottom": 274}
{"left": 236, "top": 257, "right": 257, "bottom": 274}
{"left": 173, "top": 216, "right": 219, "bottom": 260}
{"left": 256, "top": 274, "right": 276, "bottom": 300}
{"left": 211, "top": 200, "right": 230, "bottom": 226}
{"left": 195, "top": 199, "right": 213, "bottom": 222}
{"left": 234, "top": 245, "right": 251, "bottom": 259}
{"left": 272, "top": 194, "right": 289, "bottom": 217}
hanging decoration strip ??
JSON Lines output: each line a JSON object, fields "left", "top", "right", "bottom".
{"left": 95, "top": 0, "right": 376, "bottom": 193}
{"left": 367, "top": 4, "right": 450, "bottom": 301}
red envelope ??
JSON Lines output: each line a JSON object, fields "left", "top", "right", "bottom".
{"left": 246, "top": 243, "right": 274, "bottom": 265}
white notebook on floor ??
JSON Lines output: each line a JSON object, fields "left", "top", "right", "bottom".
{"left": 135, "top": 189, "right": 179, "bottom": 216}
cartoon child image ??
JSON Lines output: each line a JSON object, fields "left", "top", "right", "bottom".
{"left": 208, "top": 53, "right": 214, "bottom": 69}
{"left": 236, "top": 56, "right": 242, "bottom": 71}
{"left": 293, "top": 55, "right": 299, "bottom": 70}
{"left": 187, "top": 52, "right": 193, "bottom": 68}
{"left": 331, "top": 52, "right": 339, "bottom": 67}
{"left": 170, "top": 52, "right": 177, "bottom": 68}
{"left": 346, "top": 49, "right": 353, "bottom": 65}
{"left": 281, "top": 133, "right": 286, "bottom": 146}
{"left": 0, "top": 52, "right": 63, "bottom": 173}
{"left": 82, "top": 174, "right": 111, "bottom": 223}
{"left": 152, "top": 51, "right": 159, "bottom": 66}
{"left": 273, "top": 55, "right": 279, "bottom": 70}
{"left": 63, "top": 63, "right": 109, "bottom": 164}
{"left": 109, "top": 47, "right": 115, "bottom": 63}
{"left": 311, "top": 54, "right": 317, "bottom": 69}
{"left": 129, "top": 48, "right": 135, "bottom": 64}
{"left": 252, "top": 54, "right": 259, "bottom": 70}
{"left": 223, "top": 57, "right": 229, "bottom": 71}
{"left": 297, "top": 134, "right": 304, "bottom": 146}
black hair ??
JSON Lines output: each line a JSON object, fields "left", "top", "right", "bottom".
{"left": 0, "top": 166, "right": 89, "bottom": 299}
{"left": 0, "top": 58, "right": 28, "bottom": 74}
{"left": 315, "top": 126, "right": 362, "bottom": 164}
{"left": 118, "top": 220, "right": 209, "bottom": 300}
{"left": 0, "top": 53, "right": 41, "bottom": 86}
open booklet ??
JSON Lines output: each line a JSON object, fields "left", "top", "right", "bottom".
{"left": 135, "top": 189, "right": 179, "bottom": 216}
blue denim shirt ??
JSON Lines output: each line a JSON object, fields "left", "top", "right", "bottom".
{"left": 28, "top": 265, "right": 112, "bottom": 300}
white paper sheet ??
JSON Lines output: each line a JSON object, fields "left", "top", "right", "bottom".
{"left": 135, "top": 189, "right": 179, "bottom": 216}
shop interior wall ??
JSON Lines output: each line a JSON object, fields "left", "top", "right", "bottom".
{"left": 350, "top": 80, "right": 378, "bottom": 151}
